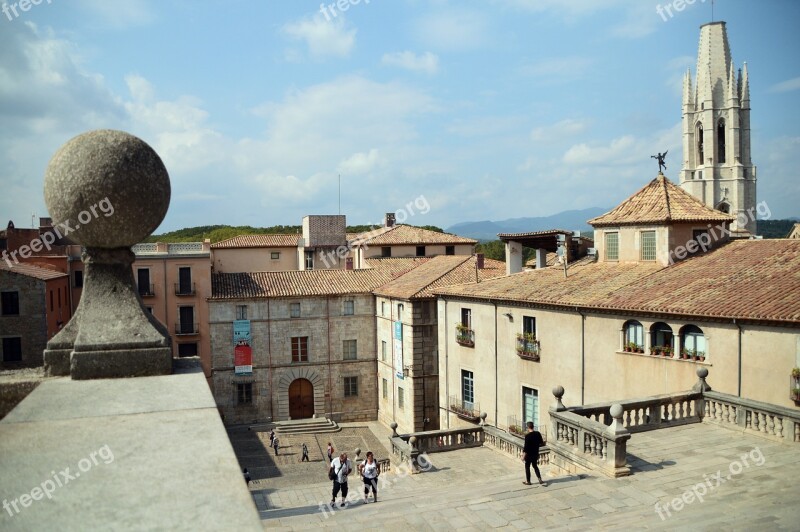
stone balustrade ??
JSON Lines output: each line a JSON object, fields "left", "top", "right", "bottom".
{"left": 548, "top": 389, "right": 631, "bottom": 478}
{"left": 572, "top": 391, "right": 703, "bottom": 433}
{"left": 703, "top": 390, "right": 800, "bottom": 443}
{"left": 483, "top": 425, "right": 549, "bottom": 466}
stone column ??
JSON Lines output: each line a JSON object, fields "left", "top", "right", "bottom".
{"left": 42, "top": 130, "right": 172, "bottom": 379}
{"left": 505, "top": 240, "right": 522, "bottom": 275}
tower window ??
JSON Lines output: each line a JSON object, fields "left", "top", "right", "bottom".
{"left": 696, "top": 123, "right": 704, "bottom": 166}
{"left": 717, "top": 120, "right": 726, "bottom": 164}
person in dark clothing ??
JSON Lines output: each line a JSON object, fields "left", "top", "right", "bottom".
{"left": 243, "top": 468, "right": 251, "bottom": 486}
{"left": 301, "top": 443, "right": 310, "bottom": 462}
{"left": 522, "top": 421, "right": 546, "bottom": 486}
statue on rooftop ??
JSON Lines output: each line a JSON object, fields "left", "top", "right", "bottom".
{"left": 651, "top": 150, "right": 668, "bottom": 173}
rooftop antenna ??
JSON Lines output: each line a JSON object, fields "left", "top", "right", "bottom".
{"left": 338, "top": 174, "right": 341, "bottom": 215}
{"left": 711, "top": 0, "right": 714, "bottom": 22}
{"left": 31, "top": 213, "right": 35, "bottom": 228}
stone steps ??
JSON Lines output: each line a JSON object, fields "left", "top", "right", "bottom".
{"left": 269, "top": 418, "right": 341, "bottom": 435}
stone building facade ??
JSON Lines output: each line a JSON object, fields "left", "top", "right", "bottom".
{"left": 0, "top": 263, "right": 70, "bottom": 367}
{"left": 209, "top": 270, "right": 394, "bottom": 425}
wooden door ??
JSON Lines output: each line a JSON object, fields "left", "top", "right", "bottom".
{"left": 288, "top": 379, "right": 314, "bottom": 419}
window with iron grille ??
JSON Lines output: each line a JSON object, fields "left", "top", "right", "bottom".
{"left": 605, "top": 232, "right": 619, "bottom": 261}
{"left": 178, "top": 343, "right": 198, "bottom": 357}
{"left": 344, "top": 376, "right": 358, "bottom": 397}
{"left": 462, "top": 370, "right": 474, "bottom": 408}
{"left": 640, "top": 231, "right": 656, "bottom": 261}
{"left": 342, "top": 339, "right": 357, "bottom": 360}
{"left": 291, "top": 336, "right": 309, "bottom": 362}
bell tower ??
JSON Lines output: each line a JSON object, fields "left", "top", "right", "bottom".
{"left": 680, "top": 21, "right": 756, "bottom": 235}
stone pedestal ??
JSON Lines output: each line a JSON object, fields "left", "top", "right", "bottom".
{"left": 42, "top": 129, "right": 172, "bottom": 379}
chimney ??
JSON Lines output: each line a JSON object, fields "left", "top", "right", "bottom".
{"left": 476, "top": 253, "right": 485, "bottom": 269}
{"left": 384, "top": 213, "right": 396, "bottom": 227}
{"left": 345, "top": 257, "right": 353, "bottom": 270}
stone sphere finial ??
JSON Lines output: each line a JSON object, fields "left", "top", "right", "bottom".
{"left": 552, "top": 385, "right": 565, "bottom": 399}
{"left": 390, "top": 422, "right": 398, "bottom": 436}
{"left": 610, "top": 403, "right": 624, "bottom": 419}
{"left": 480, "top": 412, "right": 488, "bottom": 426}
{"left": 43, "top": 130, "right": 170, "bottom": 248}
{"left": 409, "top": 436, "right": 417, "bottom": 449}
{"left": 696, "top": 367, "right": 709, "bottom": 379}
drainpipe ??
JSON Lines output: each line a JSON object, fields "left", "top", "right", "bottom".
{"left": 327, "top": 296, "right": 333, "bottom": 418}
{"left": 443, "top": 297, "right": 449, "bottom": 429}
{"left": 494, "top": 302, "right": 498, "bottom": 428}
{"left": 577, "top": 307, "right": 585, "bottom": 405}
{"left": 734, "top": 319, "right": 742, "bottom": 397}
{"left": 267, "top": 298, "right": 274, "bottom": 421}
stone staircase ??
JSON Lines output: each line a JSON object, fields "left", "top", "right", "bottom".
{"left": 252, "top": 417, "right": 340, "bottom": 435}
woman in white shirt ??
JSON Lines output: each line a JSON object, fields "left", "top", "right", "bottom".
{"left": 359, "top": 451, "right": 380, "bottom": 503}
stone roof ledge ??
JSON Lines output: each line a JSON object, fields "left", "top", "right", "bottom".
{"left": 0, "top": 363, "right": 261, "bottom": 530}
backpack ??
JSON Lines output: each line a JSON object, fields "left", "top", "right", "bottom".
{"left": 328, "top": 463, "right": 341, "bottom": 481}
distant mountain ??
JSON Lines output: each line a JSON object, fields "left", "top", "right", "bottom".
{"left": 447, "top": 207, "right": 608, "bottom": 241}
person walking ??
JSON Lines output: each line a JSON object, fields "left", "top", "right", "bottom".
{"left": 326, "top": 442, "right": 334, "bottom": 463}
{"left": 243, "top": 468, "right": 251, "bottom": 486}
{"left": 359, "top": 451, "right": 380, "bottom": 503}
{"left": 522, "top": 421, "right": 546, "bottom": 486}
{"left": 269, "top": 429, "right": 275, "bottom": 447}
{"left": 329, "top": 452, "right": 352, "bottom": 508}
{"left": 272, "top": 434, "right": 279, "bottom": 455}
{"left": 301, "top": 443, "right": 309, "bottom": 462}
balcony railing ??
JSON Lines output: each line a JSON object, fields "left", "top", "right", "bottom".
{"left": 138, "top": 283, "right": 155, "bottom": 297}
{"left": 448, "top": 395, "right": 480, "bottom": 422}
{"left": 174, "top": 282, "right": 196, "bottom": 296}
{"left": 516, "top": 334, "right": 540, "bottom": 361}
{"left": 455, "top": 325, "right": 474, "bottom": 347}
{"left": 175, "top": 322, "right": 199, "bottom": 335}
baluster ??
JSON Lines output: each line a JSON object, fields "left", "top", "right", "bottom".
{"left": 671, "top": 403, "right": 677, "bottom": 421}
{"left": 594, "top": 436, "right": 601, "bottom": 457}
{"left": 760, "top": 412, "right": 768, "bottom": 433}
{"left": 751, "top": 411, "right": 759, "bottom": 431}
{"left": 601, "top": 439, "right": 607, "bottom": 461}
{"left": 776, "top": 417, "right": 783, "bottom": 439}
{"left": 795, "top": 422, "right": 800, "bottom": 442}
{"left": 768, "top": 415, "right": 775, "bottom": 436}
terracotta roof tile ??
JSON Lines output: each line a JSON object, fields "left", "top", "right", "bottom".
{"left": 357, "top": 225, "right": 476, "bottom": 246}
{"left": 212, "top": 269, "right": 400, "bottom": 299}
{"left": 374, "top": 256, "right": 505, "bottom": 299}
{"left": 0, "top": 262, "right": 67, "bottom": 281}
{"left": 435, "top": 240, "right": 800, "bottom": 324}
{"left": 588, "top": 174, "right": 734, "bottom": 227}
{"left": 211, "top": 234, "right": 300, "bottom": 249}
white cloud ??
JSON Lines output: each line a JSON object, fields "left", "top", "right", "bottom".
{"left": 518, "top": 56, "right": 592, "bottom": 84}
{"left": 531, "top": 119, "right": 588, "bottom": 142}
{"left": 413, "top": 10, "right": 489, "bottom": 52}
{"left": 768, "top": 77, "right": 800, "bottom": 94}
{"left": 76, "top": 0, "right": 156, "bottom": 28}
{"left": 282, "top": 15, "right": 356, "bottom": 59}
{"left": 562, "top": 123, "right": 681, "bottom": 168}
{"left": 338, "top": 149, "right": 382, "bottom": 175}
{"left": 381, "top": 51, "right": 439, "bottom": 74}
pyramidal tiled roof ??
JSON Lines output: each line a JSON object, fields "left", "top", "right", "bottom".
{"left": 588, "top": 174, "right": 734, "bottom": 227}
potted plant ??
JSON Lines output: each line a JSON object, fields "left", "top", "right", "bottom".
{"left": 792, "top": 367, "right": 800, "bottom": 379}
{"left": 662, "top": 346, "right": 673, "bottom": 357}
{"left": 624, "top": 342, "right": 632, "bottom": 352}
{"left": 650, "top": 346, "right": 660, "bottom": 356}
{"left": 793, "top": 387, "right": 800, "bottom": 402}
{"left": 680, "top": 348, "right": 690, "bottom": 360}
{"left": 696, "top": 351, "right": 705, "bottom": 362}
{"left": 508, "top": 424, "right": 525, "bottom": 437}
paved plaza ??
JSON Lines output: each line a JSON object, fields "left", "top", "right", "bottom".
{"left": 230, "top": 422, "right": 800, "bottom": 531}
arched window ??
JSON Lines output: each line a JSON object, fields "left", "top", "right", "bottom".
{"left": 680, "top": 325, "right": 706, "bottom": 359}
{"left": 650, "top": 322, "right": 673, "bottom": 356}
{"left": 696, "top": 123, "right": 704, "bottom": 166}
{"left": 716, "top": 202, "right": 730, "bottom": 214}
{"left": 717, "top": 119, "right": 726, "bottom": 164}
{"left": 623, "top": 320, "right": 643, "bottom": 352}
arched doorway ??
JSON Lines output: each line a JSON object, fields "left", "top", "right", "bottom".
{"left": 288, "top": 378, "right": 314, "bottom": 419}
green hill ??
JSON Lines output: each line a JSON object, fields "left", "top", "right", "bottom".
{"left": 146, "top": 224, "right": 444, "bottom": 243}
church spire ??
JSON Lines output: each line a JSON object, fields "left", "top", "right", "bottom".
{"left": 679, "top": 22, "right": 757, "bottom": 236}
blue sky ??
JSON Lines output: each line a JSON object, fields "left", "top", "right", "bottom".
{"left": 1, "top": 0, "right": 798, "bottom": 233}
